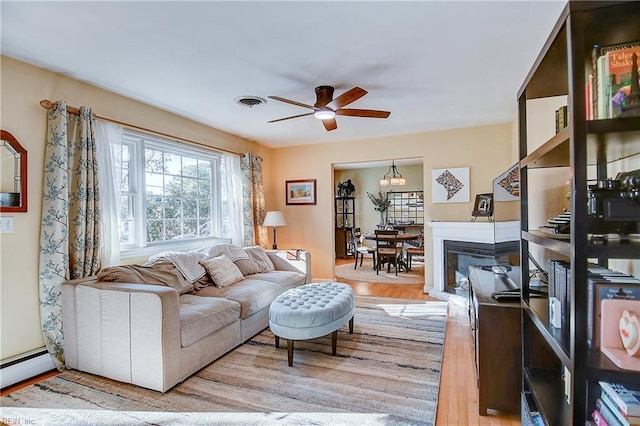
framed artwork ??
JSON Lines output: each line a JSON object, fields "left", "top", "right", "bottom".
{"left": 472, "top": 193, "right": 493, "bottom": 219}
{"left": 493, "top": 164, "right": 520, "bottom": 201}
{"left": 286, "top": 179, "right": 317, "bottom": 205}
{"left": 432, "top": 167, "right": 470, "bottom": 203}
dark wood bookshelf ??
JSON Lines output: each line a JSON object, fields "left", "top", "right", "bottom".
{"left": 518, "top": 2, "right": 640, "bottom": 424}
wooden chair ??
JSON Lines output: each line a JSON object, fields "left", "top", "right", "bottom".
{"left": 374, "top": 229, "right": 401, "bottom": 275}
{"left": 351, "top": 228, "right": 376, "bottom": 269}
{"left": 406, "top": 229, "right": 425, "bottom": 271}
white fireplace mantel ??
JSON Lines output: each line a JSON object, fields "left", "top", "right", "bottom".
{"left": 426, "top": 221, "right": 519, "bottom": 300}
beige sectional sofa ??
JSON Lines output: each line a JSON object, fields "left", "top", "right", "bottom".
{"left": 61, "top": 245, "right": 311, "bottom": 392}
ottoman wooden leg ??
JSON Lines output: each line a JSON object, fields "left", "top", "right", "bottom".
{"left": 349, "top": 316, "right": 354, "bottom": 334}
{"left": 275, "top": 335, "right": 280, "bottom": 348}
{"left": 287, "top": 340, "right": 294, "bottom": 367}
{"left": 332, "top": 330, "right": 338, "bottom": 356}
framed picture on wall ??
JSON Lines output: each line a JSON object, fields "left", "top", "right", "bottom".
{"left": 286, "top": 179, "right": 317, "bottom": 205}
{"left": 432, "top": 167, "right": 470, "bottom": 203}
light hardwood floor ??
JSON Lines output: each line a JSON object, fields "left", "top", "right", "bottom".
{"left": 336, "top": 258, "right": 520, "bottom": 425}
{"left": 2, "top": 260, "right": 521, "bottom": 425}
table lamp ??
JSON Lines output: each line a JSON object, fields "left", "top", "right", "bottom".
{"left": 263, "top": 211, "right": 286, "bottom": 249}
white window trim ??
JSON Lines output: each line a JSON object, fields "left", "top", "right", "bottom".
{"left": 118, "top": 130, "right": 226, "bottom": 259}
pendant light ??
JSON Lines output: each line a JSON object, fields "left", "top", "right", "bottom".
{"left": 379, "top": 160, "right": 406, "bottom": 186}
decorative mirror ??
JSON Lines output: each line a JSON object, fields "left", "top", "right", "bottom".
{"left": 0, "top": 130, "right": 27, "bottom": 212}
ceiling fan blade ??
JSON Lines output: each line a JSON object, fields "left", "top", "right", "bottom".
{"left": 326, "top": 87, "right": 367, "bottom": 110}
{"left": 267, "top": 112, "right": 314, "bottom": 123}
{"left": 336, "top": 108, "right": 391, "bottom": 118}
{"left": 322, "top": 118, "right": 337, "bottom": 131}
{"left": 268, "top": 96, "right": 314, "bottom": 110}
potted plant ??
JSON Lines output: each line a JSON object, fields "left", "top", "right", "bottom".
{"left": 367, "top": 190, "right": 391, "bottom": 226}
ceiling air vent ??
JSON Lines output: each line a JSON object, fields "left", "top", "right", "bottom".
{"left": 235, "top": 96, "right": 267, "bottom": 108}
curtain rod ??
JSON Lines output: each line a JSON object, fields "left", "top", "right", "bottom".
{"left": 39, "top": 99, "right": 241, "bottom": 156}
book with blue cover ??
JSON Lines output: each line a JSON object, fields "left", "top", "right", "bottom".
{"left": 600, "top": 382, "right": 640, "bottom": 417}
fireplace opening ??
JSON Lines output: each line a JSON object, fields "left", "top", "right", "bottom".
{"left": 443, "top": 240, "right": 519, "bottom": 297}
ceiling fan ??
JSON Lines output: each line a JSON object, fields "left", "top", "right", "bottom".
{"left": 267, "top": 86, "right": 390, "bottom": 131}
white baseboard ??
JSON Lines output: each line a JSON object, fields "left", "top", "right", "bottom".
{"left": 0, "top": 350, "right": 56, "bottom": 389}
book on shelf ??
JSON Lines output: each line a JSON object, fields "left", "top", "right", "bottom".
{"left": 591, "top": 398, "right": 619, "bottom": 426}
{"left": 593, "top": 406, "right": 613, "bottom": 426}
{"left": 598, "top": 54, "right": 610, "bottom": 119}
{"left": 555, "top": 105, "right": 569, "bottom": 133}
{"left": 607, "top": 45, "right": 640, "bottom": 118}
{"left": 591, "top": 41, "right": 640, "bottom": 119}
{"left": 549, "top": 260, "right": 571, "bottom": 325}
{"left": 601, "top": 390, "right": 640, "bottom": 426}
{"left": 587, "top": 270, "right": 640, "bottom": 348}
{"left": 600, "top": 382, "right": 640, "bottom": 417}
{"left": 597, "top": 396, "right": 624, "bottom": 426}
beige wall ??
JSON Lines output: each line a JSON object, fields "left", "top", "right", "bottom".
{"left": 0, "top": 55, "right": 519, "bottom": 362}
{"left": 0, "top": 56, "right": 270, "bottom": 360}
{"left": 270, "top": 124, "right": 517, "bottom": 284}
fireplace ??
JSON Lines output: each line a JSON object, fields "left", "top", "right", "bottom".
{"left": 427, "top": 221, "right": 519, "bottom": 301}
{"left": 443, "top": 239, "right": 519, "bottom": 297}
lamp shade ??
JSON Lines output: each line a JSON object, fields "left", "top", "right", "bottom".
{"left": 263, "top": 211, "right": 286, "bottom": 227}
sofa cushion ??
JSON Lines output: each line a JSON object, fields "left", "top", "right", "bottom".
{"left": 195, "top": 278, "right": 282, "bottom": 318}
{"left": 96, "top": 262, "right": 194, "bottom": 295}
{"left": 250, "top": 271, "right": 306, "bottom": 291}
{"left": 178, "top": 295, "right": 241, "bottom": 347}
{"left": 200, "top": 255, "right": 244, "bottom": 288}
{"left": 244, "top": 246, "right": 275, "bottom": 272}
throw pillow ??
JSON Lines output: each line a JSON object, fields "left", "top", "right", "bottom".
{"left": 200, "top": 255, "right": 244, "bottom": 288}
{"left": 244, "top": 246, "right": 275, "bottom": 272}
{"left": 234, "top": 258, "right": 261, "bottom": 276}
{"left": 96, "top": 262, "right": 195, "bottom": 295}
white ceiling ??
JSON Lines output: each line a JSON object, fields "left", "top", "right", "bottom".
{"left": 1, "top": 1, "right": 565, "bottom": 149}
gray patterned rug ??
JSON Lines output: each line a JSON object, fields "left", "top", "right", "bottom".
{"left": 335, "top": 259, "right": 425, "bottom": 284}
{"left": 1, "top": 296, "right": 448, "bottom": 426}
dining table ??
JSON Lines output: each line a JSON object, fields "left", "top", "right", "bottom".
{"left": 363, "top": 232, "right": 421, "bottom": 272}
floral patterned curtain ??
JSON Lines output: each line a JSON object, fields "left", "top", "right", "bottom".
{"left": 240, "top": 153, "right": 267, "bottom": 247}
{"left": 39, "top": 101, "right": 102, "bottom": 369}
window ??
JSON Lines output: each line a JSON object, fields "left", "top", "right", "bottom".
{"left": 114, "top": 131, "right": 222, "bottom": 251}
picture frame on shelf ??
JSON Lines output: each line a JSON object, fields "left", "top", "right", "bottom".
{"left": 286, "top": 179, "right": 317, "bottom": 205}
{"left": 471, "top": 193, "right": 493, "bottom": 220}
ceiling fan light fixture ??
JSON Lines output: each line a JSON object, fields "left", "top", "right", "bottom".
{"left": 314, "top": 108, "right": 336, "bottom": 120}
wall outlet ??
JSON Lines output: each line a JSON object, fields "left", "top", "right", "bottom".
{"left": 0, "top": 217, "right": 14, "bottom": 233}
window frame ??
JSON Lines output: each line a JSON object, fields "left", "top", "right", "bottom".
{"left": 118, "top": 130, "right": 226, "bottom": 259}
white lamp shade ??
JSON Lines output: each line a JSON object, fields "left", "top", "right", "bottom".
{"left": 379, "top": 179, "right": 390, "bottom": 186}
{"left": 263, "top": 211, "right": 286, "bottom": 227}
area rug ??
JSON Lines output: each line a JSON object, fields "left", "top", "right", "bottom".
{"left": 335, "top": 259, "right": 425, "bottom": 284}
{"left": 1, "top": 296, "right": 448, "bottom": 426}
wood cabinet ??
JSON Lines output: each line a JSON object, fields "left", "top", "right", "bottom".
{"left": 518, "top": 2, "right": 640, "bottom": 423}
{"left": 335, "top": 197, "right": 355, "bottom": 258}
{"left": 468, "top": 266, "right": 522, "bottom": 415}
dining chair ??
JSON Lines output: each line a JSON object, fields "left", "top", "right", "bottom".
{"left": 374, "top": 229, "right": 401, "bottom": 275}
{"left": 351, "top": 228, "right": 376, "bottom": 269}
{"left": 406, "top": 229, "right": 425, "bottom": 271}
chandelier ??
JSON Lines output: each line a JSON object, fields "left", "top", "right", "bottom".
{"left": 380, "top": 160, "right": 406, "bottom": 186}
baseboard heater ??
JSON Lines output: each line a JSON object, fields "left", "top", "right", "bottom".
{"left": 0, "top": 348, "right": 56, "bottom": 390}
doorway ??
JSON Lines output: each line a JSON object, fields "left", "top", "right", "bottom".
{"left": 332, "top": 158, "right": 424, "bottom": 285}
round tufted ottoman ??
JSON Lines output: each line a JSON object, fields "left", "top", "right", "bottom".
{"left": 269, "top": 282, "right": 355, "bottom": 366}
